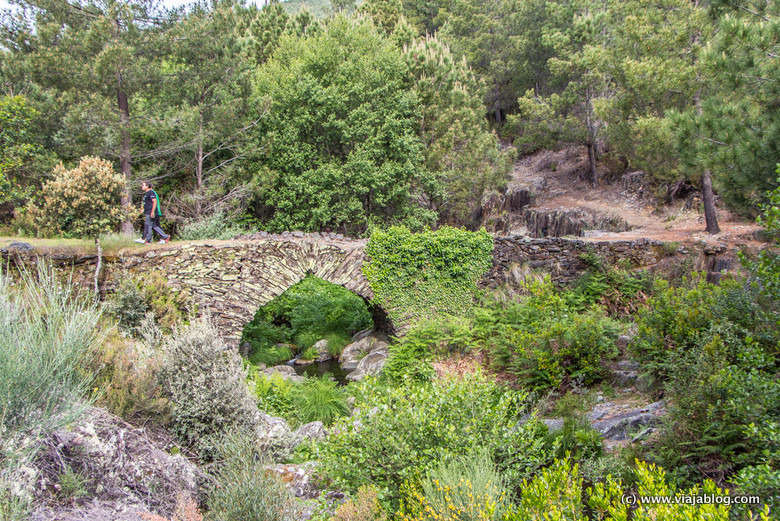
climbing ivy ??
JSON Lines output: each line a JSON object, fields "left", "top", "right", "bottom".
{"left": 363, "top": 226, "right": 493, "bottom": 322}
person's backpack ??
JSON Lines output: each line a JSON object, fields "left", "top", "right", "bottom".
{"left": 152, "top": 189, "right": 163, "bottom": 219}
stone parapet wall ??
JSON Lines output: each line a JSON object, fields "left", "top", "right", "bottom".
{"left": 483, "top": 236, "right": 667, "bottom": 287}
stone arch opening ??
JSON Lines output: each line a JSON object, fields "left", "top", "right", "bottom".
{"left": 238, "top": 274, "right": 388, "bottom": 381}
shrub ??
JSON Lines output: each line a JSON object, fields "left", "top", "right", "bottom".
{"left": 94, "top": 330, "right": 170, "bottom": 424}
{"left": 318, "top": 373, "right": 551, "bottom": 510}
{"left": 333, "top": 486, "right": 388, "bottom": 521}
{"left": 178, "top": 211, "right": 249, "bottom": 240}
{"left": 241, "top": 275, "right": 372, "bottom": 365}
{"left": 501, "top": 459, "right": 745, "bottom": 521}
{"left": 207, "top": 431, "right": 297, "bottom": 521}
{"left": 400, "top": 450, "right": 509, "bottom": 521}
{"left": 109, "top": 273, "right": 192, "bottom": 334}
{"left": 159, "top": 318, "right": 258, "bottom": 459}
{"left": 251, "top": 373, "right": 349, "bottom": 428}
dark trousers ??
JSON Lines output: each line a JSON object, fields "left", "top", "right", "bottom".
{"left": 143, "top": 215, "right": 170, "bottom": 242}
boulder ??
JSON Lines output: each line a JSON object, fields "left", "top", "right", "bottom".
{"left": 312, "top": 339, "right": 332, "bottom": 363}
{"left": 542, "top": 419, "right": 565, "bottom": 433}
{"left": 340, "top": 331, "right": 388, "bottom": 371}
{"left": 271, "top": 462, "right": 320, "bottom": 499}
{"left": 263, "top": 365, "right": 303, "bottom": 382}
{"left": 589, "top": 401, "right": 665, "bottom": 441}
{"left": 346, "top": 349, "right": 389, "bottom": 381}
{"left": 294, "top": 421, "right": 327, "bottom": 442}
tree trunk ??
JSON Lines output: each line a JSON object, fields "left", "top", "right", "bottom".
{"left": 94, "top": 236, "right": 102, "bottom": 300}
{"left": 701, "top": 170, "right": 720, "bottom": 234}
{"left": 587, "top": 142, "right": 598, "bottom": 186}
{"left": 117, "top": 76, "right": 133, "bottom": 235}
{"left": 195, "top": 118, "right": 204, "bottom": 217}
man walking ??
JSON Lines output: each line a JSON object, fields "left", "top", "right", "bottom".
{"left": 134, "top": 181, "right": 170, "bottom": 244}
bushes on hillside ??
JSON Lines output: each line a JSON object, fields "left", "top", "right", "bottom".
{"left": 630, "top": 277, "right": 780, "bottom": 483}
{"left": 385, "top": 278, "right": 622, "bottom": 390}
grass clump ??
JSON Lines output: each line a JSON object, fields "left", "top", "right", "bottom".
{"left": 252, "top": 372, "right": 349, "bottom": 427}
{"left": 178, "top": 211, "right": 250, "bottom": 241}
{"left": 241, "top": 275, "right": 372, "bottom": 366}
{"left": 206, "top": 431, "right": 297, "bottom": 521}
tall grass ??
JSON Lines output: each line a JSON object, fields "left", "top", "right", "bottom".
{"left": 0, "top": 265, "right": 102, "bottom": 517}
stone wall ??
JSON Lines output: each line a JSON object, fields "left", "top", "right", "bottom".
{"left": 482, "top": 236, "right": 668, "bottom": 287}
{"left": 2, "top": 234, "right": 710, "bottom": 343}
{"left": 119, "top": 239, "right": 372, "bottom": 344}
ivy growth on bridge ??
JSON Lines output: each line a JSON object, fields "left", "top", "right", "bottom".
{"left": 363, "top": 226, "right": 493, "bottom": 323}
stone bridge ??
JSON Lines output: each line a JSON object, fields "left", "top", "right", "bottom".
{"left": 3, "top": 232, "right": 709, "bottom": 344}
{"left": 119, "top": 235, "right": 375, "bottom": 344}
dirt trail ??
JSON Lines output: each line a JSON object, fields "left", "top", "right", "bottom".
{"left": 510, "top": 147, "right": 763, "bottom": 248}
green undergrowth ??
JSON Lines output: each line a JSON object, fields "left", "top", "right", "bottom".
{"left": 363, "top": 226, "right": 493, "bottom": 324}
{"left": 241, "top": 275, "right": 372, "bottom": 366}
{"left": 384, "top": 277, "right": 623, "bottom": 391}
{"left": 251, "top": 372, "right": 349, "bottom": 428}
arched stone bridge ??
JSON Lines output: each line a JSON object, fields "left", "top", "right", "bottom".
{"left": 119, "top": 235, "right": 375, "bottom": 344}
{"left": 115, "top": 233, "right": 672, "bottom": 344}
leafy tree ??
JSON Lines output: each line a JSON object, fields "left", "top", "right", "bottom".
{"left": 0, "top": 95, "right": 41, "bottom": 205}
{"left": 140, "top": 0, "right": 259, "bottom": 220}
{"left": 506, "top": 0, "right": 610, "bottom": 184}
{"left": 249, "top": 16, "right": 437, "bottom": 234}
{"left": 439, "top": 0, "right": 530, "bottom": 124}
{"left": 29, "top": 157, "right": 126, "bottom": 296}
{"left": 359, "top": 0, "right": 404, "bottom": 34}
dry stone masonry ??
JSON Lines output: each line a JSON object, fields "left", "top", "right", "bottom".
{"left": 2, "top": 232, "right": 729, "bottom": 343}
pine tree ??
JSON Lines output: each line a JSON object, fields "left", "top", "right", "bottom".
{"left": 5, "top": 0, "right": 175, "bottom": 234}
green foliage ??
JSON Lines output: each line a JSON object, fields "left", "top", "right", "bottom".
{"left": 565, "top": 263, "right": 652, "bottom": 315}
{"left": 400, "top": 449, "right": 509, "bottom": 521}
{"left": 502, "top": 458, "right": 740, "bottom": 520}
{"left": 318, "top": 373, "right": 551, "bottom": 509}
{"left": 0, "top": 95, "right": 44, "bottom": 206}
{"left": 159, "top": 318, "right": 258, "bottom": 459}
{"left": 110, "top": 273, "right": 191, "bottom": 334}
{"left": 671, "top": 0, "right": 780, "bottom": 215}
{"left": 178, "top": 212, "right": 250, "bottom": 241}
{"left": 631, "top": 276, "right": 780, "bottom": 482}
{"left": 0, "top": 264, "right": 100, "bottom": 443}
{"left": 741, "top": 170, "right": 780, "bottom": 298}
{"left": 207, "top": 431, "right": 297, "bottom": 521}
{"left": 401, "top": 34, "right": 514, "bottom": 224}
{"left": 252, "top": 372, "right": 349, "bottom": 427}
{"left": 363, "top": 226, "right": 493, "bottom": 322}
{"left": 630, "top": 277, "right": 776, "bottom": 385}
{"left": 241, "top": 275, "right": 372, "bottom": 365}
{"left": 473, "top": 280, "right": 622, "bottom": 391}
{"left": 250, "top": 15, "right": 437, "bottom": 233}
{"left": 28, "top": 157, "right": 126, "bottom": 239}
{"left": 383, "top": 316, "right": 472, "bottom": 382}
{"left": 290, "top": 376, "right": 349, "bottom": 426}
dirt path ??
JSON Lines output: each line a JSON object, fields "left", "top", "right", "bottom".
{"left": 511, "top": 147, "right": 763, "bottom": 248}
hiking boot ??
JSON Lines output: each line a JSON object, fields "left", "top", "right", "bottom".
{"left": 134, "top": 238, "right": 148, "bottom": 244}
